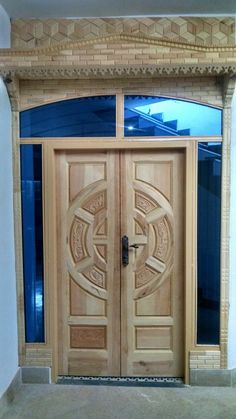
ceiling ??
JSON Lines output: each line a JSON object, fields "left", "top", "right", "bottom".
{"left": 1, "top": 0, "right": 236, "bottom": 19}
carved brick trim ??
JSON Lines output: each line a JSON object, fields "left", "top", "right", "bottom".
{"left": 1, "top": 34, "right": 236, "bottom": 57}
{"left": 1, "top": 64, "right": 236, "bottom": 81}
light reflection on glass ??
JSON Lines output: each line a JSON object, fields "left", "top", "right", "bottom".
{"left": 20, "top": 144, "right": 45, "bottom": 343}
{"left": 20, "top": 96, "right": 116, "bottom": 138}
{"left": 197, "top": 142, "right": 221, "bottom": 345}
{"left": 124, "top": 96, "right": 222, "bottom": 137}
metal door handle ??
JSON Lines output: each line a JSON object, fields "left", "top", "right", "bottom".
{"left": 122, "top": 235, "right": 129, "bottom": 266}
{"left": 129, "top": 244, "right": 139, "bottom": 249}
{"left": 122, "top": 236, "right": 140, "bottom": 266}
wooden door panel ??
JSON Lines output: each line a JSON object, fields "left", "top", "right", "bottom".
{"left": 56, "top": 151, "right": 120, "bottom": 376}
{"left": 121, "top": 151, "right": 184, "bottom": 377}
{"left": 56, "top": 149, "right": 184, "bottom": 378}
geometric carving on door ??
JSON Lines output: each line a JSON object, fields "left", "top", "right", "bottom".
{"left": 133, "top": 181, "right": 174, "bottom": 300}
{"left": 154, "top": 217, "right": 172, "bottom": 262}
{"left": 135, "top": 191, "right": 156, "bottom": 214}
{"left": 135, "top": 265, "right": 156, "bottom": 288}
{"left": 94, "top": 219, "right": 107, "bottom": 236}
{"left": 70, "top": 217, "right": 88, "bottom": 263}
{"left": 94, "top": 245, "right": 107, "bottom": 263}
{"left": 70, "top": 326, "right": 106, "bottom": 349}
{"left": 67, "top": 182, "right": 108, "bottom": 300}
{"left": 83, "top": 266, "right": 106, "bottom": 289}
{"left": 82, "top": 191, "right": 106, "bottom": 214}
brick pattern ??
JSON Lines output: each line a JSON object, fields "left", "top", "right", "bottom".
{"left": 19, "top": 77, "right": 223, "bottom": 111}
{"left": 25, "top": 348, "right": 52, "bottom": 367}
{"left": 1, "top": 36, "right": 236, "bottom": 83}
{"left": 190, "top": 351, "right": 221, "bottom": 369}
{"left": 11, "top": 17, "right": 235, "bottom": 48}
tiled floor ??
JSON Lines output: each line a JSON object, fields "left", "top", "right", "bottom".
{"left": 1, "top": 384, "right": 236, "bottom": 419}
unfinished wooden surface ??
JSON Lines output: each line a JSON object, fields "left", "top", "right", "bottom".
{"left": 54, "top": 148, "right": 185, "bottom": 377}
{"left": 121, "top": 150, "right": 185, "bottom": 377}
{"left": 55, "top": 151, "right": 120, "bottom": 376}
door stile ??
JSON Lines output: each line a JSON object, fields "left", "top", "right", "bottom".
{"left": 106, "top": 151, "right": 121, "bottom": 374}
{"left": 45, "top": 143, "right": 59, "bottom": 381}
{"left": 184, "top": 141, "right": 197, "bottom": 384}
{"left": 56, "top": 151, "right": 70, "bottom": 375}
{"left": 120, "top": 151, "right": 132, "bottom": 375}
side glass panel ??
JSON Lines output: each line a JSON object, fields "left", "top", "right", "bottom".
{"left": 124, "top": 96, "right": 222, "bottom": 137}
{"left": 197, "top": 142, "right": 221, "bottom": 344}
{"left": 20, "top": 144, "right": 45, "bottom": 342}
{"left": 20, "top": 96, "right": 116, "bottom": 138}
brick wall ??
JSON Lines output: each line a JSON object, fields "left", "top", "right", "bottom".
{"left": 190, "top": 351, "right": 221, "bottom": 369}
{"left": 19, "top": 77, "right": 223, "bottom": 111}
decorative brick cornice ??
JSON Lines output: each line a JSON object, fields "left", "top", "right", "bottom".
{"left": 1, "top": 64, "right": 236, "bottom": 81}
{"left": 0, "top": 35, "right": 235, "bottom": 80}
{"left": 1, "top": 34, "right": 236, "bottom": 56}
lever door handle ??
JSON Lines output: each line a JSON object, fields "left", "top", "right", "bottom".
{"left": 122, "top": 237, "right": 140, "bottom": 266}
{"left": 122, "top": 235, "right": 129, "bottom": 266}
{"left": 129, "top": 244, "right": 139, "bottom": 249}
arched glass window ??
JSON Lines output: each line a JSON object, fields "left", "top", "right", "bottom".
{"left": 124, "top": 96, "right": 222, "bottom": 137}
{"left": 20, "top": 96, "right": 116, "bottom": 138}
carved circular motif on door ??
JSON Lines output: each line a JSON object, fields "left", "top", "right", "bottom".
{"left": 133, "top": 181, "right": 174, "bottom": 300}
{"left": 67, "top": 182, "right": 108, "bottom": 301}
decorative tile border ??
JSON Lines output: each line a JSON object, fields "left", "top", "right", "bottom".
{"left": 1, "top": 64, "right": 236, "bottom": 83}
{"left": 57, "top": 375, "right": 184, "bottom": 387}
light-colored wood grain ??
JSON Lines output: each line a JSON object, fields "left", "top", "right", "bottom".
{"left": 18, "top": 137, "right": 196, "bottom": 381}
{"left": 136, "top": 327, "right": 172, "bottom": 350}
{"left": 55, "top": 151, "right": 120, "bottom": 376}
{"left": 70, "top": 326, "right": 106, "bottom": 349}
{"left": 184, "top": 141, "right": 196, "bottom": 384}
{"left": 121, "top": 150, "right": 185, "bottom": 377}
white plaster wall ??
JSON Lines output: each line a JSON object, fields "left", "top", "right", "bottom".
{"left": 0, "top": 6, "right": 18, "bottom": 397}
{"left": 228, "top": 86, "right": 236, "bottom": 369}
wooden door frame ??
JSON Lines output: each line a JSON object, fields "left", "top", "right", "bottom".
{"left": 42, "top": 139, "right": 196, "bottom": 384}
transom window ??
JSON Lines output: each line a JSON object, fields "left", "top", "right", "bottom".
{"left": 124, "top": 96, "right": 222, "bottom": 137}
{"left": 20, "top": 95, "right": 222, "bottom": 139}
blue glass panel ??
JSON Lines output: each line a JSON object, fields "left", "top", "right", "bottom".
{"left": 20, "top": 144, "right": 44, "bottom": 342}
{"left": 197, "top": 142, "right": 221, "bottom": 344}
{"left": 20, "top": 96, "right": 116, "bottom": 138}
{"left": 124, "top": 96, "right": 222, "bottom": 137}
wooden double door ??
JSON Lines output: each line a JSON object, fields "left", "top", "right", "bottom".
{"left": 56, "top": 149, "right": 185, "bottom": 377}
